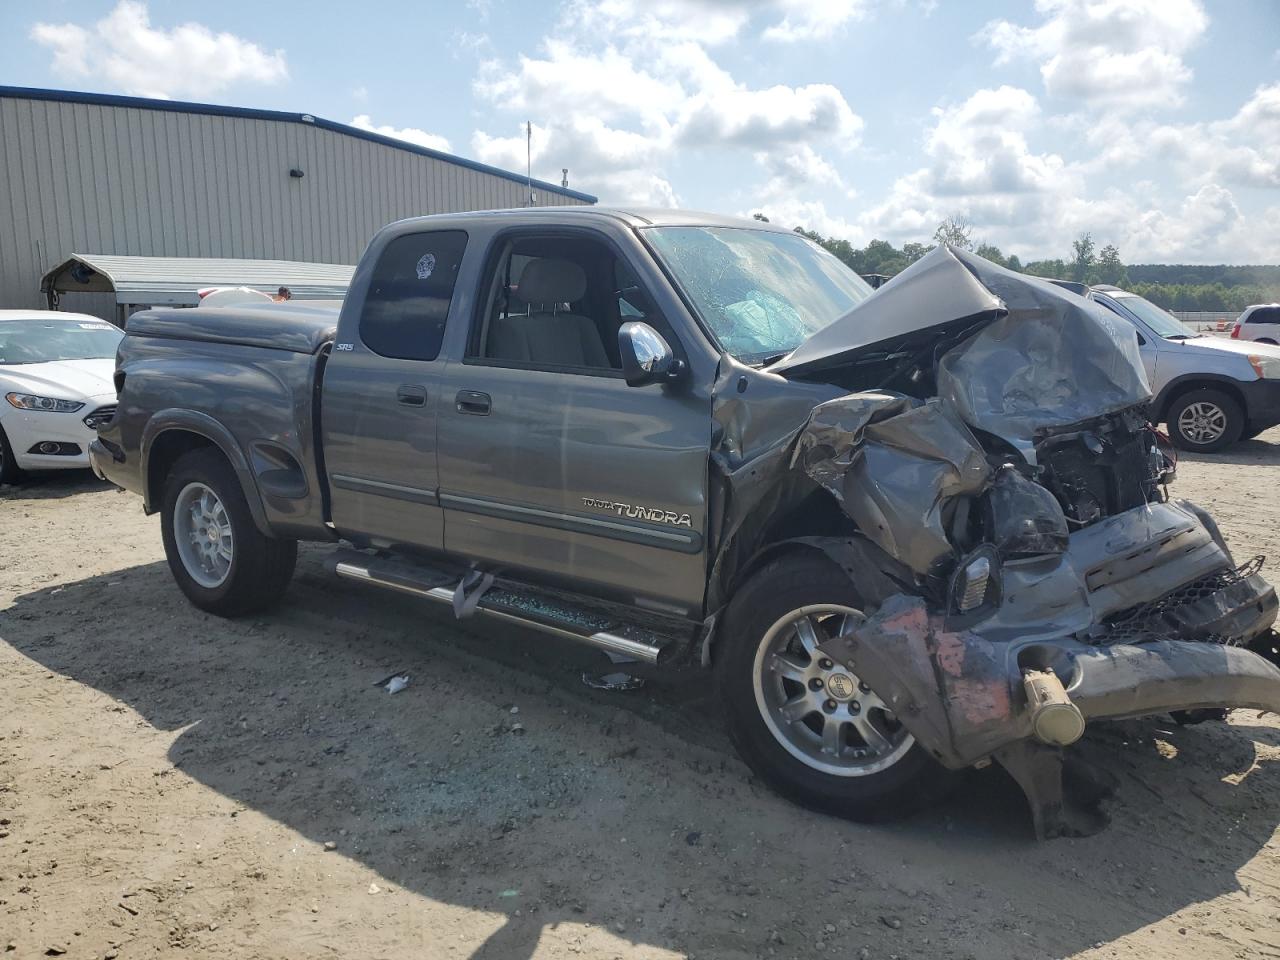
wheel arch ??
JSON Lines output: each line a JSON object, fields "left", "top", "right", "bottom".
{"left": 142, "top": 412, "right": 272, "bottom": 537}
{"left": 1152, "top": 375, "right": 1247, "bottom": 424}
{"left": 701, "top": 501, "right": 915, "bottom": 668}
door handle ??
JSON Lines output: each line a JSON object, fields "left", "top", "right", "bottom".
{"left": 397, "top": 384, "right": 427, "bottom": 406}
{"left": 455, "top": 390, "right": 491, "bottom": 416}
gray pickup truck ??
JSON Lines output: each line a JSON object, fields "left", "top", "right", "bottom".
{"left": 92, "top": 208, "right": 1280, "bottom": 838}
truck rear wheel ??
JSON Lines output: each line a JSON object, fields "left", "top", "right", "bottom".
{"left": 160, "top": 448, "right": 297, "bottom": 616}
{"left": 715, "top": 553, "right": 947, "bottom": 821}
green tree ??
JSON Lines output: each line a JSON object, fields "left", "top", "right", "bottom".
{"left": 1024, "top": 259, "right": 1068, "bottom": 279}
{"left": 933, "top": 216, "right": 973, "bottom": 250}
{"left": 902, "top": 242, "right": 931, "bottom": 264}
{"left": 1094, "top": 244, "right": 1126, "bottom": 286}
{"left": 1070, "top": 232, "right": 1096, "bottom": 283}
{"left": 975, "top": 242, "right": 1007, "bottom": 267}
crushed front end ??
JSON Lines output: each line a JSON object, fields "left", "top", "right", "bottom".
{"left": 771, "top": 245, "right": 1280, "bottom": 837}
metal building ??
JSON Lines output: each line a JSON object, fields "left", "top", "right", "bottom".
{"left": 0, "top": 85, "right": 596, "bottom": 319}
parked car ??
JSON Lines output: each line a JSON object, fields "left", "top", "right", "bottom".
{"left": 0, "top": 310, "right": 122, "bottom": 484}
{"left": 90, "top": 210, "right": 1280, "bottom": 839}
{"left": 1051, "top": 283, "right": 1280, "bottom": 451}
{"left": 1231, "top": 303, "right": 1280, "bottom": 345}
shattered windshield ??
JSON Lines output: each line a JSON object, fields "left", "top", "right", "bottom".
{"left": 644, "top": 226, "right": 873, "bottom": 364}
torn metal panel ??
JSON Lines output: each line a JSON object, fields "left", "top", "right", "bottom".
{"left": 793, "top": 395, "right": 992, "bottom": 574}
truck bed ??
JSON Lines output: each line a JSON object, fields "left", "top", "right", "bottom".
{"left": 98, "top": 303, "right": 338, "bottom": 540}
{"left": 126, "top": 302, "right": 339, "bottom": 353}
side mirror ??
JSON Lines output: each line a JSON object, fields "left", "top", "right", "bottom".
{"left": 619, "top": 321, "right": 683, "bottom": 387}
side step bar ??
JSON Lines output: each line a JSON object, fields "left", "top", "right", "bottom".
{"left": 328, "top": 550, "right": 672, "bottom": 665}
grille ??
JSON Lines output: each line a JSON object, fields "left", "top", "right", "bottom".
{"left": 83, "top": 405, "right": 116, "bottom": 430}
{"left": 1094, "top": 556, "right": 1267, "bottom": 647}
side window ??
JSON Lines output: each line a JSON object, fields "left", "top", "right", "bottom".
{"left": 1094, "top": 296, "right": 1145, "bottom": 344}
{"left": 360, "top": 230, "right": 467, "bottom": 361}
{"left": 1257, "top": 307, "right": 1280, "bottom": 325}
{"left": 470, "top": 234, "right": 665, "bottom": 374}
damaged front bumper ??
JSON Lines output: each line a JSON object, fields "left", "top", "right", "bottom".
{"left": 814, "top": 503, "right": 1280, "bottom": 838}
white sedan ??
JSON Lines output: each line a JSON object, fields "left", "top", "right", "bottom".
{"left": 0, "top": 310, "right": 123, "bottom": 484}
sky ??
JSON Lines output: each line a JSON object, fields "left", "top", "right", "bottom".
{"left": 2, "top": 0, "right": 1278, "bottom": 263}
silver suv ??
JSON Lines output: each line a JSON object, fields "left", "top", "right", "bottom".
{"left": 1054, "top": 282, "right": 1280, "bottom": 452}
{"left": 1232, "top": 304, "right": 1280, "bottom": 345}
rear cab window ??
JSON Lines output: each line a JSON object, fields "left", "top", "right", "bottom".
{"left": 360, "top": 231, "right": 468, "bottom": 360}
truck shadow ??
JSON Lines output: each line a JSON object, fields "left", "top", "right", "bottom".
{"left": 0, "top": 470, "right": 108, "bottom": 501}
{"left": 4, "top": 549, "right": 1279, "bottom": 959}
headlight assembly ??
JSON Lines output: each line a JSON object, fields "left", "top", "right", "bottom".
{"left": 1248, "top": 354, "right": 1280, "bottom": 380}
{"left": 5, "top": 392, "right": 86, "bottom": 413}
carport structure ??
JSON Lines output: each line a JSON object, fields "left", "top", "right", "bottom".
{"left": 41, "top": 254, "right": 355, "bottom": 324}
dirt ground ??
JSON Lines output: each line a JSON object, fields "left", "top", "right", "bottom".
{"left": 2, "top": 436, "right": 1280, "bottom": 960}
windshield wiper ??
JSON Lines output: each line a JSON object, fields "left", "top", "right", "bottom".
{"left": 1164, "top": 333, "right": 1198, "bottom": 340}
{"left": 754, "top": 352, "right": 790, "bottom": 367}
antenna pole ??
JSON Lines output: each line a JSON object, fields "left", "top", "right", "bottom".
{"left": 526, "top": 121, "right": 533, "bottom": 206}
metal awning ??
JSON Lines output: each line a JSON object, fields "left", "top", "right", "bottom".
{"left": 41, "top": 253, "right": 355, "bottom": 308}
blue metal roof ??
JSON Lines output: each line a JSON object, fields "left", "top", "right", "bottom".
{"left": 0, "top": 84, "right": 598, "bottom": 204}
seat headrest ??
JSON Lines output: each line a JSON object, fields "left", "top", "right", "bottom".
{"left": 518, "top": 258, "right": 587, "bottom": 304}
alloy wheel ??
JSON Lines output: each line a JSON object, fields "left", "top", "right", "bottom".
{"left": 173, "top": 481, "right": 234, "bottom": 588}
{"left": 751, "top": 604, "right": 914, "bottom": 777}
{"left": 1177, "top": 401, "right": 1227, "bottom": 445}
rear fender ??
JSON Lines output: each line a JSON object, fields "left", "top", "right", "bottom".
{"left": 142, "top": 411, "right": 272, "bottom": 537}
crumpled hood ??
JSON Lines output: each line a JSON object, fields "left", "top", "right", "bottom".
{"left": 774, "top": 244, "right": 1153, "bottom": 444}
{"left": 0, "top": 358, "right": 117, "bottom": 401}
{"left": 772, "top": 244, "right": 1004, "bottom": 374}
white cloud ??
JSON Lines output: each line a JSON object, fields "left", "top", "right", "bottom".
{"left": 470, "top": 4, "right": 863, "bottom": 208}
{"left": 472, "top": 119, "right": 677, "bottom": 206}
{"left": 350, "top": 115, "right": 451, "bottom": 153}
{"left": 981, "top": 0, "right": 1208, "bottom": 110}
{"left": 30, "top": 1, "right": 287, "bottom": 100}
{"left": 1085, "top": 82, "right": 1280, "bottom": 190}
{"left": 762, "top": 0, "right": 869, "bottom": 42}
{"left": 859, "top": 86, "right": 1072, "bottom": 246}
{"left": 678, "top": 81, "right": 862, "bottom": 148}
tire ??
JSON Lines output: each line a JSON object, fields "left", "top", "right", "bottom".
{"left": 1257, "top": 338, "right": 1278, "bottom": 345}
{"left": 715, "top": 552, "right": 947, "bottom": 822}
{"left": 0, "top": 424, "right": 25, "bottom": 486}
{"left": 160, "top": 447, "right": 297, "bottom": 616}
{"left": 1166, "top": 388, "right": 1244, "bottom": 453}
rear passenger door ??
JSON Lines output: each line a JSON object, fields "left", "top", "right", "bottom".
{"left": 321, "top": 230, "right": 467, "bottom": 550}
{"left": 435, "top": 229, "right": 712, "bottom": 615}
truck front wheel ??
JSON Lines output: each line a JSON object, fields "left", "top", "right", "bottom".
{"left": 715, "top": 553, "right": 947, "bottom": 821}
{"left": 160, "top": 448, "right": 297, "bottom": 616}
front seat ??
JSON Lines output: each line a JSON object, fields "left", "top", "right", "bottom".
{"left": 489, "top": 258, "right": 610, "bottom": 368}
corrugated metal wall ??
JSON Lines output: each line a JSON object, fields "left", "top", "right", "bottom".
{"left": 0, "top": 93, "right": 591, "bottom": 316}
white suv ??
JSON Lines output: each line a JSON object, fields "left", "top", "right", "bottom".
{"left": 1232, "top": 304, "right": 1280, "bottom": 345}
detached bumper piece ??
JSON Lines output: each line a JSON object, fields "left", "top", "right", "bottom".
{"left": 816, "top": 592, "right": 1280, "bottom": 840}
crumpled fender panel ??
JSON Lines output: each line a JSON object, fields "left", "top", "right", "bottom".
{"left": 792, "top": 394, "right": 992, "bottom": 574}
